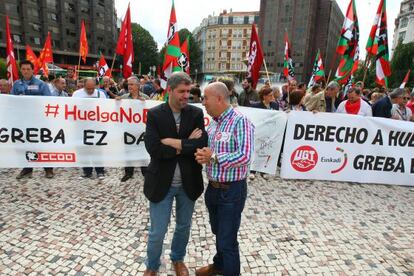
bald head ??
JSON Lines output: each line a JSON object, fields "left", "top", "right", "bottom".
{"left": 203, "top": 82, "right": 231, "bottom": 118}
{"left": 205, "top": 82, "right": 230, "bottom": 100}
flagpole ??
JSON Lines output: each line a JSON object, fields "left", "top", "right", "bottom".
{"left": 109, "top": 53, "right": 117, "bottom": 77}
{"left": 326, "top": 52, "right": 337, "bottom": 85}
{"left": 362, "top": 55, "right": 372, "bottom": 86}
{"left": 262, "top": 58, "right": 271, "bottom": 86}
{"left": 77, "top": 54, "right": 82, "bottom": 80}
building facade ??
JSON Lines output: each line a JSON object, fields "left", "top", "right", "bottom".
{"left": 193, "top": 10, "right": 259, "bottom": 77}
{"left": 0, "top": 0, "right": 118, "bottom": 67}
{"left": 258, "top": 0, "right": 344, "bottom": 83}
{"left": 392, "top": 0, "right": 414, "bottom": 52}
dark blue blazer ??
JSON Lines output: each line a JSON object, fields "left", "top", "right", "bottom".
{"left": 372, "top": 96, "right": 392, "bottom": 118}
{"left": 250, "top": 101, "right": 279, "bottom": 110}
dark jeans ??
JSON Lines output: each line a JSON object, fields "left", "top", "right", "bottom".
{"left": 205, "top": 179, "right": 247, "bottom": 276}
{"left": 82, "top": 167, "right": 104, "bottom": 175}
{"left": 124, "top": 167, "right": 147, "bottom": 176}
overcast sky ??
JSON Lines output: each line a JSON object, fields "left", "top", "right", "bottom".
{"left": 114, "top": 0, "right": 402, "bottom": 58}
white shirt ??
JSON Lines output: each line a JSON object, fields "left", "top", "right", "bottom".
{"left": 391, "top": 104, "right": 413, "bottom": 121}
{"left": 72, "top": 88, "right": 107, "bottom": 99}
{"left": 336, "top": 98, "right": 372, "bottom": 117}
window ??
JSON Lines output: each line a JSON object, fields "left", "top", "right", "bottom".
{"left": 64, "top": 2, "right": 75, "bottom": 11}
{"left": 96, "top": 23, "right": 105, "bottom": 30}
{"left": 69, "top": 17, "right": 76, "bottom": 24}
{"left": 51, "top": 26, "right": 60, "bottom": 34}
{"left": 31, "top": 37, "right": 41, "bottom": 45}
{"left": 399, "top": 31, "right": 406, "bottom": 42}
{"left": 53, "top": 40, "right": 60, "bottom": 48}
{"left": 13, "top": 34, "right": 22, "bottom": 43}
{"left": 49, "top": 13, "right": 57, "bottom": 21}
{"left": 81, "top": 7, "right": 89, "bottom": 13}
{"left": 29, "top": 9, "right": 39, "bottom": 17}
{"left": 400, "top": 17, "right": 409, "bottom": 28}
{"left": 5, "top": 4, "right": 19, "bottom": 14}
{"left": 30, "top": 23, "right": 41, "bottom": 31}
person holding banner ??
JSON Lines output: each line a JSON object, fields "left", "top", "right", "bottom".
{"left": 336, "top": 87, "right": 372, "bottom": 116}
{"left": 0, "top": 79, "right": 10, "bottom": 94}
{"left": 11, "top": 60, "right": 54, "bottom": 179}
{"left": 117, "top": 76, "right": 149, "bottom": 182}
{"left": 391, "top": 89, "right": 413, "bottom": 121}
{"left": 407, "top": 90, "right": 414, "bottom": 114}
{"left": 195, "top": 82, "right": 254, "bottom": 276}
{"left": 72, "top": 78, "right": 107, "bottom": 179}
{"left": 372, "top": 88, "right": 405, "bottom": 119}
{"left": 143, "top": 72, "right": 207, "bottom": 276}
{"left": 305, "top": 81, "right": 340, "bottom": 113}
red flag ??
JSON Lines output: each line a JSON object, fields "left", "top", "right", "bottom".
{"left": 79, "top": 20, "right": 89, "bottom": 64}
{"left": 5, "top": 16, "right": 19, "bottom": 85}
{"left": 25, "top": 45, "right": 40, "bottom": 74}
{"left": 38, "top": 32, "right": 53, "bottom": 77}
{"left": 179, "top": 36, "right": 190, "bottom": 74}
{"left": 283, "top": 31, "right": 295, "bottom": 81}
{"left": 98, "top": 53, "right": 111, "bottom": 77}
{"left": 116, "top": 4, "right": 134, "bottom": 78}
{"left": 400, "top": 69, "right": 411, "bottom": 89}
{"left": 247, "top": 24, "right": 264, "bottom": 89}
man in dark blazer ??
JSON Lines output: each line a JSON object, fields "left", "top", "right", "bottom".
{"left": 372, "top": 88, "right": 404, "bottom": 118}
{"left": 143, "top": 72, "right": 208, "bottom": 276}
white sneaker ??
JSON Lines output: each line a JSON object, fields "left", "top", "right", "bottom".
{"left": 248, "top": 173, "right": 256, "bottom": 180}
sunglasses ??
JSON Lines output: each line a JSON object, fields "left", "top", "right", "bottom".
{"left": 404, "top": 97, "right": 410, "bottom": 100}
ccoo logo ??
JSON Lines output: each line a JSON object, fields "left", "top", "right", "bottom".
{"left": 290, "top": 145, "right": 318, "bottom": 172}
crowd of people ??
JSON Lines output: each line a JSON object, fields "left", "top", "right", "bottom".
{"left": 2, "top": 60, "right": 414, "bottom": 275}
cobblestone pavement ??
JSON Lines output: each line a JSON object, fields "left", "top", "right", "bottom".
{"left": 0, "top": 168, "right": 413, "bottom": 275}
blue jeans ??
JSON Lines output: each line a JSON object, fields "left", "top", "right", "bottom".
{"left": 146, "top": 185, "right": 195, "bottom": 271}
{"left": 205, "top": 179, "right": 247, "bottom": 276}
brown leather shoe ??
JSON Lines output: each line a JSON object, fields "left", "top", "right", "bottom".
{"left": 195, "top": 264, "right": 223, "bottom": 276}
{"left": 173, "top": 261, "right": 189, "bottom": 276}
{"left": 143, "top": 269, "right": 157, "bottom": 276}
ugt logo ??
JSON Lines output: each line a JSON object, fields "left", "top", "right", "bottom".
{"left": 290, "top": 145, "right": 318, "bottom": 172}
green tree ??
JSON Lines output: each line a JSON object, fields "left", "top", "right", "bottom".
{"left": 131, "top": 23, "right": 158, "bottom": 76}
{"left": 389, "top": 41, "right": 414, "bottom": 88}
{"left": 0, "top": 58, "right": 7, "bottom": 79}
{"left": 158, "top": 28, "right": 202, "bottom": 76}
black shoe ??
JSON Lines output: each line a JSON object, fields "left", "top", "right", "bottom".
{"left": 16, "top": 169, "right": 33, "bottom": 179}
{"left": 97, "top": 172, "right": 105, "bottom": 180}
{"left": 80, "top": 173, "right": 92, "bottom": 179}
{"left": 120, "top": 174, "right": 132, "bottom": 182}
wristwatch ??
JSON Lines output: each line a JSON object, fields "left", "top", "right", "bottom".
{"left": 210, "top": 153, "right": 218, "bottom": 164}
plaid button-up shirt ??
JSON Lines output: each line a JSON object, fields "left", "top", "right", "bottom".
{"left": 206, "top": 107, "right": 254, "bottom": 182}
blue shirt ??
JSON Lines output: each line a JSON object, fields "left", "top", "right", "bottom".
{"left": 11, "top": 77, "right": 51, "bottom": 96}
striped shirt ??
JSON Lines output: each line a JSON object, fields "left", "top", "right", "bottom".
{"left": 206, "top": 106, "right": 254, "bottom": 182}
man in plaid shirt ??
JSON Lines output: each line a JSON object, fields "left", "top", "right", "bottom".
{"left": 195, "top": 82, "right": 254, "bottom": 276}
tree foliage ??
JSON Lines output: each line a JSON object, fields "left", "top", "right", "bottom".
{"left": 0, "top": 58, "right": 7, "bottom": 79}
{"left": 131, "top": 23, "right": 158, "bottom": 76}
{"left": 389, "top": 41, "right": 414, "bottom": 89}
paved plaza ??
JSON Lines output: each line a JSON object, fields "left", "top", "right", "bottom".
{"left": 0, "top": 168, "right": 413, "bottom": 275}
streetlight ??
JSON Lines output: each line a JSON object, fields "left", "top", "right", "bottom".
{"left": 195, "top": 68, "right": 198, "bottom": 83}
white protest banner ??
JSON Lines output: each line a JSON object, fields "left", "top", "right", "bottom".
{"left": 280, "top": 111, "right": 414, "bottom": 186}
{"left": 0, "top": 95, "right": 286, "bottom": 174}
